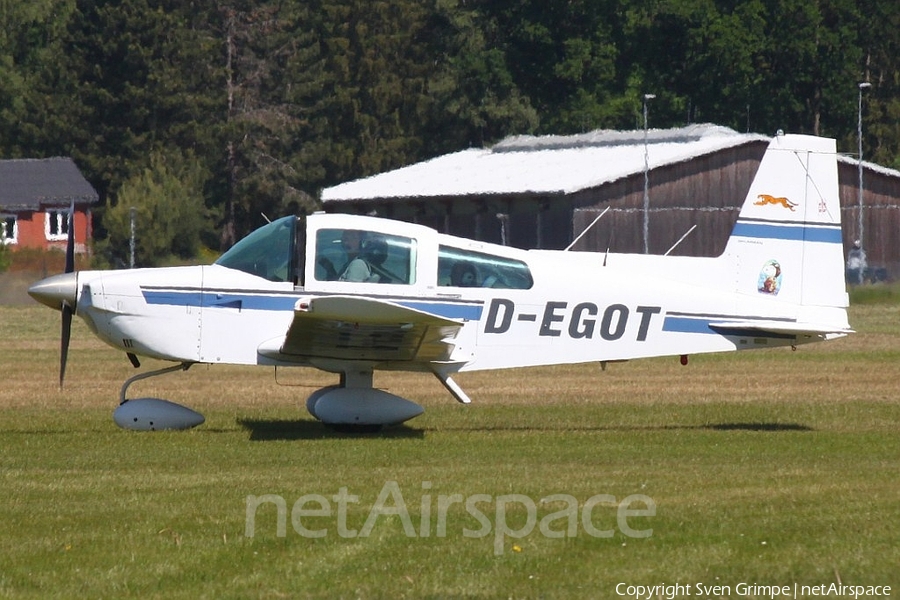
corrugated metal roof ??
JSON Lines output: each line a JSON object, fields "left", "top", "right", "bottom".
{"left": 322, "top": 124, "right": 771, "bottom": 203}
{"left": 836, "top": 153, "right": 900, "bottom": 178}
{"left": 0, "top": 157, "right": 99, "bottom": 210}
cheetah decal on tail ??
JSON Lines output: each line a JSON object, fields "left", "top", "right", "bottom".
{"left": 754, "top": 194, "right": 798, "bottom": 211}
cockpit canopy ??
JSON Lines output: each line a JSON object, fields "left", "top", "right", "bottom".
{"left": 214, "top": 213, "right": 533, "bottom": 290}
{"left": 215, "top": 216, "right": 299, "bottom": 283}
{"left": 313, "top": 228, "right": 416, "bottom": 285}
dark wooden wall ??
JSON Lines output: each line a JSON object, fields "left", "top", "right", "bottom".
{"left": 566, "top": 142, "right": 768, "bottom": 256}
{"left": 839, "top": 161, "right": 900, "bottom": 276}
{"left": 327, "top": 142, "right": 900, "bottom": 278}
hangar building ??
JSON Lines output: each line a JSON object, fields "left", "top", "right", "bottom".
{"left": 321, "top": 124, "right": 900, "bottom": 278}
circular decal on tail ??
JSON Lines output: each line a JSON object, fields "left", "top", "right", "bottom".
{"left": 758, "top": 260, "right": 782, "bottom": 295}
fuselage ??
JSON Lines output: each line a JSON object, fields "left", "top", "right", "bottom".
{"left": 61, "top": 211, "right": 843, "bottom": 374}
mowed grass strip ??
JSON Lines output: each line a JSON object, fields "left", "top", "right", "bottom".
{"left": 1, "top": 304, "right": 898, "bottom": 599}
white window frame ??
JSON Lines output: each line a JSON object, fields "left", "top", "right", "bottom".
{"left": 1, "top": 214, "right": 17, "bottom": 245}
{"left": 45, "top": 209, "right": 71, "bottom": 241}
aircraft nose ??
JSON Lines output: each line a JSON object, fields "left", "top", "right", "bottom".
{"left": 28, "top": 272, "right": 78, "bottom": 310}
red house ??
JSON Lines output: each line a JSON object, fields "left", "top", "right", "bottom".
{"left": 0, "top": 157, "right": 98, "bottom": 254}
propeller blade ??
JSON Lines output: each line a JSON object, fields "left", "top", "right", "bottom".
{"left": 60, "top": 303, "right": 73, "bottom": 388}
{"left": 59, "top": 200, "right": 76, "bottom": 388}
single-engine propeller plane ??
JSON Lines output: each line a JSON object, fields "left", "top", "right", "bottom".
{"left": 29, "top": 133, "right": 852, "bottom": 431}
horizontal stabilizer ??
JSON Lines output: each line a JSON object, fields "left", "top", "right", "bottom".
{"left": 710, "top": 320, "right": 854, "bottom": 338}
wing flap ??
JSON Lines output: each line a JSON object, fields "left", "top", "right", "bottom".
{"left": 271, "top": 295, "right": 463, "bottom": 362}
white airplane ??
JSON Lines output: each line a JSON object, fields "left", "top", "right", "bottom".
{"left": 29, "top": 132, "right": 852, "bottom": 431}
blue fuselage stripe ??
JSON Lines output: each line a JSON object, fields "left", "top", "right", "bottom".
{"left": 402, "top": 301, "right": 483, "bottom": 320}
{"left": 141, "top": 290, "right": 483, "bottom": 320}
{"left": 732, "top": 222, "right": 842, "bottom": 243}
{"left": 663, "top": 316, "right": 714, "bottom": 335}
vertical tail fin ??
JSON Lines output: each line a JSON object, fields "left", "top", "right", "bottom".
{"left": 724, "top": 133, "right": 848, "bottom": 316}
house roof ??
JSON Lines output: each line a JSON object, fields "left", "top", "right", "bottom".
{"left": 0, "top": 157, "right": 99, "bottom": 211}
{"left": 322, "top": 124, "right": 772, "bottom": 203}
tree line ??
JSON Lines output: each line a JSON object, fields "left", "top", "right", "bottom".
{"left": 1, "top": 0, "right": 898, "bottom": 266}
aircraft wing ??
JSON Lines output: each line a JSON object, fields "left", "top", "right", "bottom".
{"left": 263, "top": 295, "right": 464, "bottom": 363}
{"left": 709, "top": 320, "right": 855, "bottom": 338}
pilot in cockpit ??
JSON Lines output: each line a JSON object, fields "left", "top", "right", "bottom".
{"left": 338, "top": 230, "right": 383, "bottom": 283}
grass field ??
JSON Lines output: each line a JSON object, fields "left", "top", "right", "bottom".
{"left": 1, "top": 300, "right": 898, "bottom": 599}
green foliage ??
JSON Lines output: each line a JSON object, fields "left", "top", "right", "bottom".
{"left": 1, "top": 304, "right": 899, "bottom": 596}
{"left": 0, "top": 0, "right": 76, "bottom": 156}
{"left": 482, "top": 0, "right": 621, "bottom": 132}
{"left": 849, "top": 282, "right": 900, "bottom": 305}
{"left": 103, "top": 150, "right": 212, "bottom": 267}
{"left": 1, "top": 0, "right": 899, "bottom": 248}
{"left": 423, "top": 0, "right": 539, "bottom": 149}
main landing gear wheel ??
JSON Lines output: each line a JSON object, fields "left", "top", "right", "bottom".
{"left": 305, "top": 369, "right": 423, "bottom": 431}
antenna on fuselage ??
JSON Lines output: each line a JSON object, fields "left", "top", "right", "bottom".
{"left": 603, "top": 228, "right": 614, "bottom": 267}
{"left": 663, "top": 224, "right": 697, "bottom": 256}
{"left": 565, "top": 206, "right": 610, "bottom": 251}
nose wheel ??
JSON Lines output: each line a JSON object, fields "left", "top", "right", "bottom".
{"left": 113, "top": 362, "right": 204, "bottom": 431}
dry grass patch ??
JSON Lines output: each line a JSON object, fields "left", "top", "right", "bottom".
{"left": 1, "top": 303, "right": 898, "bottom": 598}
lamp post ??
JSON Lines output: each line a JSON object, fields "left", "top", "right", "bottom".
{"left": 642, "top": 93, "right": 656, "bottom": 254}
{"left": 129, "top": 206, "right": 136, "bottom": 269}
{"left": 857, "top": 82, "right": 871, "bottom": 284}
{"left": 857, "top": 83, "right": 872, "bottom": 242}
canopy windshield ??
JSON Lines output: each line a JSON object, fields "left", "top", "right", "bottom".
{"left": 215, "top": 216, "right": 298, "bottom": 283}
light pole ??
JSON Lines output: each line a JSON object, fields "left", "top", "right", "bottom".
{"left": 857, "top": 82, "right": 871, "bottom": 252}
{"left": 129, "top": 206, "right": 136, "bottom": 269}
{"left": 642, "top": 93, "right": 656, "bottom": 254}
